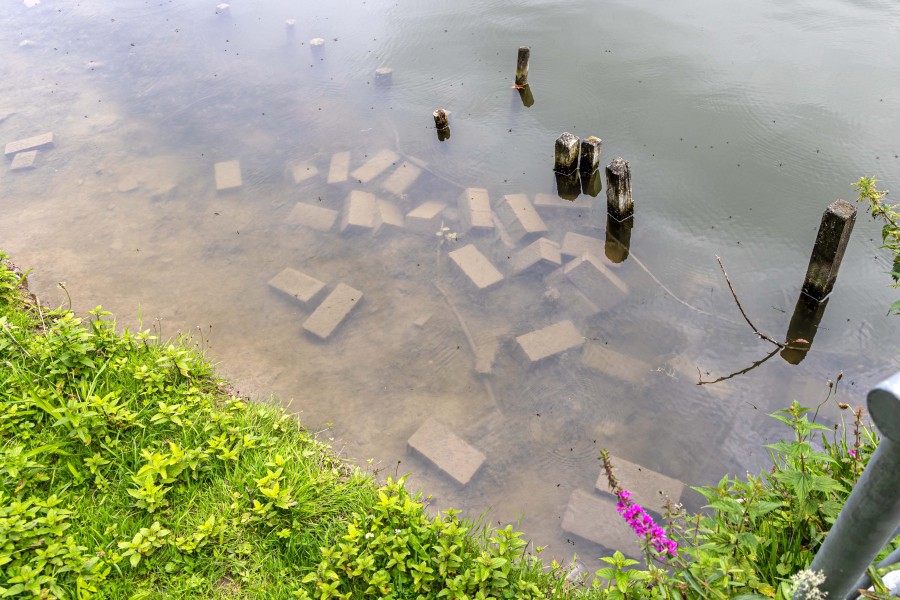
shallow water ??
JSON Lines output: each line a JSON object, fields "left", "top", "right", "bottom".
{"left": 2, "top": 0, "right": 899, "bottom": 570}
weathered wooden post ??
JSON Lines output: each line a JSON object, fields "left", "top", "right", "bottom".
{"left": 515, "top": 46, "right": 530, "bottom": 87}
{"left": 433, "top": 109, "right": 450, "bottom": 141}
{"left": 374, "top": 67, "right": 393, "bottom": 86}
{"left": 780, "top": 293, "right": 829, "bottom": 365}
{"left": 800, "top": 199, "right": 857, "bottom": 301}
{"left": 517, "top": 85, "right": 535, "bottom": 108}
{"left": 580, "top": 137, "right": 602, "bottom": 174}
{"left": 605, "top": 157, "right": 633, "bottom": 221}
{"left": 555, "top": 171, "right": 581, "bottom": 201}
{"left": 605, "top": 214, "right": 633, "bottom": 264}
{"left": 554, "top": 132, "right": 580, "bottom": 174}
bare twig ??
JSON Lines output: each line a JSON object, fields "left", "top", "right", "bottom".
{"left": 716, "top": 255, "right": 785, "bottom": 348}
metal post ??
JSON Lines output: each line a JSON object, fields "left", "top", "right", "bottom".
{"left": 796, "top": 372, "right": 900, "bottom": 600}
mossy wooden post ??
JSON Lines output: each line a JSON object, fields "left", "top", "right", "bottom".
{"left": 433, "top": 108, "right": 450, "bottom": 141}
{"left": 554, "top": 132, "right": 580, "bottom": 174}
{"left": 515, "top": 46, "right": 530, "bottom": 87}
{"left": 800, "top": 199, "right": 857, "bottom": 301}
{"left": 579, "top": 137, "right": 602, "bottom": 174}
{"left": 606, "top": 157, "right": 633, "bottom": 221}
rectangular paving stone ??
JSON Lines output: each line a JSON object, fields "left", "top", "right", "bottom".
{"left": 564, "top": 253, "right": 628, "bottom": 311}
{"left": 268, "top": 268, "right": 326, "bottom": 308}
{"left": 458, "top": 188, "right": 495, "bottom": 232}
{"left": 289, "top": 162, "right": 319, "bottom": 184}
{"left": 214, "top": 160, "right": 242, "bottom": 191}
{"left": 511, "top": 237, "right": 561, "bottom": 275}
{"left": 302, "top": 283, "right": 363, "bottom": 340}
{"left": 581, "top": 343, "right": 652, "bottom": 385}
{"left": 406, "top": 200, "right": 446, "bottom": 235}
{"left": 381, "top": 161, "right": 422, "bottom": 196}
{"left": 562, "top": 490, "right": 640, "bottom": 558}
{"left": 377, "top": 199, "right": 405, "bottom": 230}
{"left": 4, "top": 132, "right": 53, "bottom": 156}
{"left": 595, "top": 455, "right": 685, "bottom": 511}
{"left": 10, "top": 150, "right": 37, "bottom": 171}
{"left": 561, "top": 232, "right": 603, "bottom": 259}
{"left": 533, "top": 192, "right": 591, "bottom": 211}
{"left": 327, "top": 151, "right": 351, "bottom": 184}
{"left": 408, "top": 418, "right": 485, "bottom": 485}
{"left": 286, "top": 202, "right": 339, "bottom": 232}
{"left": 516, "top": 320, "right": 583, "bottom": 363}
{"left": 350, "top": 148, "right": 399, "bottom": 183}
{"left": 448, "top": 244, "right": 504, "bottom": 289}
{"left": 496, "top": 194, "right": 547, "bottom": 242}
{"left": 340, "top": 190, "right": 382, "bottom": 233}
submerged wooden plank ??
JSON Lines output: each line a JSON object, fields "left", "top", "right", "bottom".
{"left": 381, "top": 161, "right": 422, "bottom": 196}
{"left": 408, "top": 418, "right": 485, "bottom": 485}
{"left": 580, "top": 343, "right": 651, "bottom": 385}
{"left": 10, "top": 150, "right": 37, "bottom": 171}
{"left": 286, "top": 202, "right": 339, "bottom": 232}
{"left": 562, "top": 490, "right": 640, "bottom": 557}
{"left": 327, "top": 151, "right": 351, "bottom": 184}
{"left": 268, "top": 268, "right": 326, "bottom": 308}
{"left": 561, "top": 232, "right": 603, "bottom": 259}
{"left": 302, "top": 283, "right": 364, "bottom": 339}
{"left": 496, "top": 194, "right": 547, "bottom": 242}
{"left": 406, "top": 200, "right": 446, "bottom": 235}
{"left": 511, "top": 237, "right": 561, "bottom": 275}
{"left": 594, "top": 455, "right": 685, "bottom": 510}
{"left": 458, "top": 188, "right": 494, "bottom": 232}
{"left": 289, "top": 163, "right": 319, "bottom": 184}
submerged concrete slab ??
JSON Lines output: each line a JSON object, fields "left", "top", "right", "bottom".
{"left": 287, "top": 202, "right": 339, "bottom": 232}
{"left": 350, "top": 149, "right": 399, "bottom": 183}
{"left": 214, "top": 160, "right": 242, "bottom": 191}
{"left": 406, "top": 200, "right": 446, "bottom": 235}
{"left": 562, "top": 490, "right": 639, "bottom": 557}
{"left": 595, "top": 455, "right": 685, "bottom": 511}
{"left": 561, "top": 232, "right": 603, "bottom": 259}
{"left": 4, "top": 132, "right": 54, "bottom": 156}
{"left": 377, "top": 199, "right": 405, "bottom": 230}
{"left": 289, "top": 162, "right": 319, "bottom": 184}
{"left": 511, "top": 238, "right": 561, "bottom": 275}
{"left": 448, "top": 244, "right": 504, "bottom": 290}
{"left": 516, "top": 320, "right": 583, "bottom": 364}
{"left": 327, "top": 151, "right": 351, "bottom": 184}
{"left": 340, "top": 190, "right": 382, "bottom": 233}
{"left": 381, "top": 161, "right": 422, "bottom": 196}
{"left": 10, "top": 150, "right": 37, "bottom": 171}
{"left": 563, "top": 253, "right": 628, "bottom": 311}
{"left": 302, "top": 283, "right": 363, "bottom": 340}
{"left": 496, "top": 194, "right": 547, "bottom": 242}
{"left": 458, "top": 188, "right": 495, "bottom": 232}
{"left": 533, "top": 192, "right": 591, "bottom": 211}
{"left": 267, "top": 268, "right": 326, "bottom": 308}
{"left": 580, "top": 343, "right": 651, "bottom": 385}
{"left": 408, "top": 418, "right": 485, "bottom": 485}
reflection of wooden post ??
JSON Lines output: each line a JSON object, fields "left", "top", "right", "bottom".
{"left": 375, "top": 67, "right": 393, "bottom": 86}
{"left": 605, "top": 157, "right": 633, "bottom": 221}
{"left": 581, "top": 170, "right": 602, "bottom": 197}
{"left": 515, "top": 46, "right": 530, "bottom": 87}
{"left": 781, "top": 293, "right": 829, "bottom": 364}
{"left": 605, "top": 214, "right": 633, "bottom": 264}
{"left": 800, "top": 199, "right": 857, "bottom": 301}
{"left": 555, "top": 171, "right": 581, "bottom": 200}
{"left": 554, "top": 132, "right": 580, "bottom": 174}
{"left": 580, "top": 137, "right": 602, "bottom": 174}
{"left": 517, "top": 85, "right": 535, "bottom": 107}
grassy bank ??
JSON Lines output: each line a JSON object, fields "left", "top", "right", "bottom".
{"left": 0, "top": 251, "right": 896, "bottom": 599}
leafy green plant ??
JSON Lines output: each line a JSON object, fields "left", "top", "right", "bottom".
{"left": 853, "top": 176, "right": 900, "bottom": 314}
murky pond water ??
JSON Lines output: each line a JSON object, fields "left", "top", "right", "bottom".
{"left": 2, "top": 0, "right": 900, "bottom": 570}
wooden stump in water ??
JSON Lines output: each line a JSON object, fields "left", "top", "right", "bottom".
{"left": 433, "top": 108, "right": 449, "bottom": 130}
{"left": 800, "top": 199, "right": 857, "bottom": 301}
{"left": 579, "top": 137, "right": 602, "bottom": 174}
{"left": 515, "top": 46, "right": 530, "bottom": 87}
{"left": 554, "top": 132, "right": 580, "bottom": 174}
{"left": 605, "top": 157, "right": 633, "bottom": 221}
{"left": 374, "top": 67, "right": 393, "bottom": 86}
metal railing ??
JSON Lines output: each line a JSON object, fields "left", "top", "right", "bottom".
{"left": 793, "top": 372, "right": 900, "bottom": 600}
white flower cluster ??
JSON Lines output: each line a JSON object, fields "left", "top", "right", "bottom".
{"left": 791, "top": 569, "right": 827, "bottom": 600}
